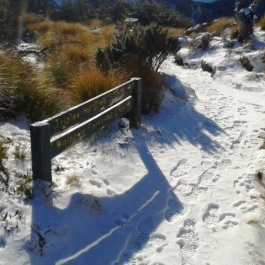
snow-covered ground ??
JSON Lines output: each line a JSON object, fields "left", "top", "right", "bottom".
{"left": 1, "top": 28, "right": 265, "bottom": 265}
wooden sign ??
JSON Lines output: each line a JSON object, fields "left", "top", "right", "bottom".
{"left": 30, "top": 78, "right": 141, "bottom": 182}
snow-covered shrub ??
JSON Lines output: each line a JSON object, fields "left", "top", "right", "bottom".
{"left": 198, "top": 33, "right": 211, "bottom": 50}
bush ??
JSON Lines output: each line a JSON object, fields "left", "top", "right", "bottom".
{"left": 95, "top": 23, "right": 180, "bottom": 113}
{"left": 96, "top": 23, "right": 181, "bottom": 72}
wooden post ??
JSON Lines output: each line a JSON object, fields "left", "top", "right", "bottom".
{"left": 30, "top": 122, "right": 52, "bottom": 182}
{"left": 129, "top": 78, "right": 141, "bottom": 129}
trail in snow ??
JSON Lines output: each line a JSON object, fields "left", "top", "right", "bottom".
{"left": 1, "top": 33, "right": 265, "bottom": 265}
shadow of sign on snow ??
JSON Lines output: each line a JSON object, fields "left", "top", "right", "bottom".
{"left": 25, "top": 141, "right": 182, "bottom": 265}
{"left": 148, "top": 74, "right": 226, "bottom": 155}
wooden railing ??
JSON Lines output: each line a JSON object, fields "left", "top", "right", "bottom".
{"left": 30, "top": 78, "right": 141, "bottom": 182}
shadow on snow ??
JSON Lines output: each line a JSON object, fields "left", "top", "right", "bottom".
{"left": 25, "top": 141, "right": 182, "bottom": 265}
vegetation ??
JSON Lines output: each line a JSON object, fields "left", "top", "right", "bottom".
{"left": 206, "top": 17, "right": 236, "bottom": 36}
{"left": 258, "top": 15, "right": 265, "bottom": 30}
{"left": 96, "top": 23, "right": 180, "bottom": 112}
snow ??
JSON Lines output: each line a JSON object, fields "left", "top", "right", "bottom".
{"left": 1, "top": 28, "right": 265, "bottom": 265}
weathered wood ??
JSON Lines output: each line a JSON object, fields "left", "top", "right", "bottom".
{"left": 30, "top": 123, "right": 52, "bottom": 182}
{"left": 129, "top": 78, "right": 141, "bottom": 129}
{"left": 44, "top": 80, "right": 134, "bottom": 137}
{"left": 30, "top": 78, "right": 141, "bottom": 182}
{"left": 50, "top": 97, "right": 133, "bottom": 158}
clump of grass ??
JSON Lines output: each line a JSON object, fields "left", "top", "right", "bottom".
{"left": 244, "top": 73, "right": 265, "bottom": 82}
{"left": 69, "top": 68, "right": 122, "bottom": 105}
{"left": 257, "top": 15, "right": 265, "bottom": 31}
{"left": 230, "top": 24, "right": 238, "bottom": 39}
{"left": 0, "top": 138, "right": 10, "bottom": 192}
{"left": 66, "top": 175, "right": 80, "bottom": 185}
{"left": 206, "top": 17, "right": 236, "bottom": 36}
{"left": 29, "top": 20, "right": 114, "bottom": 89}
{"left": 239, "top": 56, "right": 253, "bottom": 72}
{"left": 260, "top": 142, "right": 265, "bottom": 150}
{"left": 0, "top": 53, "right": 64, "bottom": 122}
{"left": 13, "top": 145, "right": 27, "bottom": 162}
{"left": 168, "top": 27, "right": 185, "bottom": 36}
{"left": 247, "top": 219, "right": 259, "bottom": 225}
{"left": 15, "top": 172, "right": 33, "bottom": 199}
{"left": 0, "top": 140, "right": 8, "bottom": 161}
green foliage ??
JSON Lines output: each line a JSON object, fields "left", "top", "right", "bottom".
{"left": 49, "top": 0, "right": 94, "bottom": 22}
{"left": 134, "top": 0, "right": 193, "bottom": 28}
{"left": 96, "top": 23, "right": 181, "bottom": 72}
{"left": 96, "top": 23, "right": 179, "bottom": 113}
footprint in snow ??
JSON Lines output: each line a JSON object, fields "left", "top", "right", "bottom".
{"left": 89, "top": 179, "right": 102, "bottom": 188}
{"left": 170, "top": 159, "right": 190, "bottom": 178}
{"left": 133, "top": 216, "right": 154, "bottom": 251}
{"left": 176, "top": 219, "right": 199, "bottom": 265}
{"left": 165, "top": 199, "right": 187, "bottom": 224}
{"left": 202, "top": 203, "right": 219, "bottom": 225}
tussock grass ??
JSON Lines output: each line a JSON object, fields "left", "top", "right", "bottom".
{"left": 260, "top": 142, "right": 265, "bottom": 150}
{"left": 168, "top": 28, "right": 186, "bottom": 36}
{"left": 70, "top": 68, "right": 122, "bottom": 105}
{"left": 0, "top": 53, "right": 64, "bottom": 122}
{"left": 0, "top": 140, "right": 8, "bottom": 161}
{"left": 206, "top": 17, "right": 236, "bottom": 35}
{"left": 247, "top": 219, "right": 259, "bottom": 225}
{"left": 28, "top": 20, "right": 114, "bottom": 89}
{"left": 66, "top": 175, "right": 80, "bottom": 185}
{"left": 256, "top": 15, "right": 265, "bottom": 31}
{"left": 13, "top": 145, "right": 27, "bottom": 162}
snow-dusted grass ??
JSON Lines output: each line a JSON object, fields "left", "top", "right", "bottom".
{"left": 0, "top": 27, "right": 265, "bottom": 265}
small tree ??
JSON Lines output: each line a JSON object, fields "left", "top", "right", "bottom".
{"left": 234, "top": 0, "right": 258, "bottom": 42}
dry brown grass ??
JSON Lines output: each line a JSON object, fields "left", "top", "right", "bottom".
{"left": 206, "top": 17, "right": 236, "bottom": 34}
{"left": 247, "top": 219, "right": 259, "bottom": 225}
{"left": 69, "top": 68, "right": 122, "bottom": 105}
{"left": 255, "top": 15, "right": 265, "bottom": 30}
{"left": 27, "top": 20, "right": 115, "bottom": 89}
{"left": 0, "top": 53, "right": 64, "bottom": 122}
{"left": 168, "top": 27, "right": 186, "bottom": 36}
{"left": 260, "top": 142, "right": 265, "bottom": 150}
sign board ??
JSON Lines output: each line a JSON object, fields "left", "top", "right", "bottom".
{"left": 30, "top": 78, "right": 141, "bottom": 182}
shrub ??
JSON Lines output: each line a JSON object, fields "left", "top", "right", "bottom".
{"left": 198, "top": 33, "right": 211, "bottom": 50}
{"left": 96, "top": 23, "right": 180, "bottom": 73}
{"left": 95, "top": 23, "right": 179, "bottom": 113}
